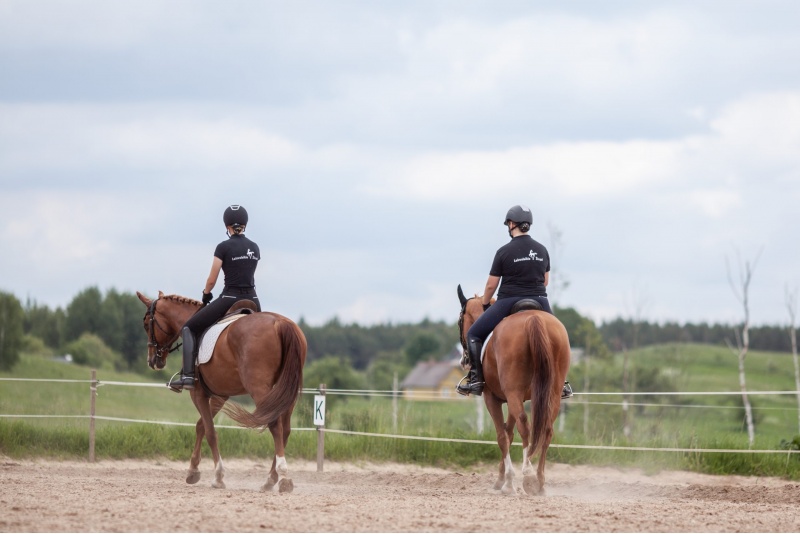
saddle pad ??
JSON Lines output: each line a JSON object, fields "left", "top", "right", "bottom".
{"left": 197, "top": 314, "right": 247, "bottom": 365}
{"left": 480, "top": 332, "right": 493, "bottom": 362}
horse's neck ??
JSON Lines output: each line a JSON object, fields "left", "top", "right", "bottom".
{"left": 164, "top": 302, "right": 200, "bottom": 332}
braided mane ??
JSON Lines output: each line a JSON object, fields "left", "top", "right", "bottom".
{"left": 162, "top": 294, "right": 203, "bottom": 308}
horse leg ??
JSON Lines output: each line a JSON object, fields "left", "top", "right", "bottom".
{"left": 524, "top": 394, "right": 559, "bottom": 496}
{"left": 533, "top": 398, "right": 560, "bottom": 495}
{"left": 504, "top": 394, "right": 530, "bottom": 496}
{"left": 190, "top": 389, "right": 226, "bottom": 489}
{"left": 530, "top": 426, "right": 553, "bottom": 496}
{"left": 185, "top": 396, "right": 226, "bottom": 484}
{"left": 186, "top": 419, "right": 204, "bottom": 484}
{"left": 484, "top": 393, "right": 514, "bottom": 493}
{"left": 264, "top": 411, "right": 294, "bottom": 493}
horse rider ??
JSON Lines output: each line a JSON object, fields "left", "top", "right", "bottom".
{"left": 456, "top": 204, "right": 573, "bottom": 399}
{"left": 168, "top": 204, "right": 262, "bottom": 392}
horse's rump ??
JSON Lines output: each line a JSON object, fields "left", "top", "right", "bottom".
{"left": 223, "top": 318, "right": 306, "bottom": 431}
{"left": 493, "top": 311, "right": 566, "bottom": 455}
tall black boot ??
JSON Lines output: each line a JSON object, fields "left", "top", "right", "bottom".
{"left": 456, "top": 338, "right": 485, "bottom": 396}
{"left": 168, "top": 326, "right": 197, "bottom": 392}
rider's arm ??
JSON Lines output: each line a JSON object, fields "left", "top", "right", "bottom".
{"left": 481, "top": 275, "right": 500, "bottom": 306}
{"left": 204, "top": 257, "right": 223, "bottom": 294}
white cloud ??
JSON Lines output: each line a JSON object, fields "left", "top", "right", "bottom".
{"left": 687, "top": 189, "right": 742, "bottom": 219}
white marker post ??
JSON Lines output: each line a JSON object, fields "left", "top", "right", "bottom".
{"left": 314, "top": 384, "right": 326, "bottom": 472}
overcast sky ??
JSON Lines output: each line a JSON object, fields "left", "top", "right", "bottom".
{"left": 1, "top": 1, "right": 799, "bottom": 327}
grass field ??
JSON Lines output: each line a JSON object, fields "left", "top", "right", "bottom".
{"left": 2, "top": 344, "right": 800, "bottom": 478}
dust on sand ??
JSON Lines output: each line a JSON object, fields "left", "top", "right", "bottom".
{"left": 2, "top": 457, "right": 799, "bottom": 532}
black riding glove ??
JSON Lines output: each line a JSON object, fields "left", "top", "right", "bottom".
{"left": 482, "top": 302, "right": 491, "bottom": 312}
{"left": 202, "top": 292, "right": 213, "bottom": 305}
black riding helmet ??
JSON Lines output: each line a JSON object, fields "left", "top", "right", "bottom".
{"left": 504, "top": 204, "right": 532, "bottom": 225}
{"left": 223, "top": 205, "right": 249, "bottom": 228}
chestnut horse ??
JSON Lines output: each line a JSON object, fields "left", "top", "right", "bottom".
{"left": 457, "top": 285, "right": 570, "bottom": 495}
{"left": 136, "top": 291, "right": 306, "bottom": 493}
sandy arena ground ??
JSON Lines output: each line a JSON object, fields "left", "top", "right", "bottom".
{"left": 2, "top": 456, "right": 799, "bottom": 533}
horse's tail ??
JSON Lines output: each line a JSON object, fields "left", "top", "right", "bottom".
{"left": 223, "top": 319, "right": 306, "bottom": 431}
{"left": 526, "top": 313, "right": 555, "bottom": 458}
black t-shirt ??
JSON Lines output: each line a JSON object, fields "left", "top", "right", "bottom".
{"left": 489, "top": 235, "right": 550, "bottom": 299}
{"left": 213, "top": 234, "right": 260, "bottom": 290}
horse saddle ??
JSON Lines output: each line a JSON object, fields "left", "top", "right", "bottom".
{"left": 510, "top": 298, "right": 543, "bottom": 314}
{"left": 197, "top": 308, "right": 254, "bottom": 365}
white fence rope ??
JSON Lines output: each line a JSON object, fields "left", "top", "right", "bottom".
{"left": 2, "top": 377, "right": 800, "bottom": 456}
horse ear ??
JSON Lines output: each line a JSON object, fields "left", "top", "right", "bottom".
{"left": 158, "top": 290, "right": 165, "bottom": 298}
{"left": 136, "top": 291, "right": 152, "bottom": 306}
{"left": 457, "top": 284, "right": 468, "bottom": 307}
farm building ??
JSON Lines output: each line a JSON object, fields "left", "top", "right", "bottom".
{"left": 399, "top": 343, "right": 466, "bottom": 399}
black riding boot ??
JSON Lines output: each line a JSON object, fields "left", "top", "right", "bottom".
{"left": 168, "top": 326, "right": 197, "bottom": 392}
{"left": 456, "top": 339, "right": 485, "bottom": 397}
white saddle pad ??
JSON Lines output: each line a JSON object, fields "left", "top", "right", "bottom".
{"left": 481, "top": 332, "right": 493, "bottom": 362}
{"left": 197, "top": 314, "right": 247, "bottom": 365}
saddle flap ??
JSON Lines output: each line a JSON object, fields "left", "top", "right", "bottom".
{"left": 197, "top": 313, "right": 248, "bottom": 365}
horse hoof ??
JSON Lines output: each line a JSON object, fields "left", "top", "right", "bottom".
{"left": 186, "top": 471, "right": 201, "bottom": 485}
{"left": 212, "top": 480, "right": 226, "bottom": 489}
{"left": 278, "top": 478, "right": 294, "bottom": 494}
{"left": 492, "top": 479, "right": 504, "bottom": 491}
{"left": 501, "top": 483, "right": 515, "bottom": 496}
{"left": 523, "top": 476, "right": 543, "bottom": 496}
{"left": 262, "top": 476, "right": 278, "bottom": 492}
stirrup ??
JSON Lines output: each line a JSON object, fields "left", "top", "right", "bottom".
{"left": 456, "top": 374, "right": 484, "bottom": 397}
{"left": 561, "top": 381, "right": 573, "bottom": 399}
{"left": 167, "top": 371, "right": 195, "bottom": 393}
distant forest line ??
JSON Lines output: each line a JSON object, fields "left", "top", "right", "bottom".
{"left": 1, "top": 286, "right": 797, "bottom": 374}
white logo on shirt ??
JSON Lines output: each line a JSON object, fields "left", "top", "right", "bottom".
{"left": 514, "top": 249, "right": 543, "bottom": 263}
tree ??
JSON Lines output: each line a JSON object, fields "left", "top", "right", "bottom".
{"left": 23, "top": 298, "right": 65, "bottom": 349}
{"left": 546, "top": 221, "right": 570, "bottom": 305}
{"left": 404, "top": 333, "right": 440, "bottom": 366}
{"left": 0, "top": 291, "right": 24, "bottom": 370}
{"left": 64, "top": 332, "right": 125, "bottom": 371}
{"left": 100, "top": 289, "right": 148, "bottom": 369}
{"left": 303, "top": 355, "right": 366, "bottom": 392}
{"left": 65, "top": 286, "right": 103, "bottom": 342}
{"left": 366, "top": 351, "right": 409, "bottom": 391}
{"left": 786, "top": 284, "right": 800, "bottom": 435}
{"left": 726, "top": 249, "right": 761, "bottom": 447}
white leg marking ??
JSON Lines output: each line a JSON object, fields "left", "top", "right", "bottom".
{"left": 212, "top": 458, "right": 226, "bottom": 489}
{"left": 502, "top": 453, "right": 515, "bottom": 494}
{"left": 276, "top": 456, "right": 288, "bottom": 480}
{"left": 522, "top": 455, "right": 534, "bottom": 477}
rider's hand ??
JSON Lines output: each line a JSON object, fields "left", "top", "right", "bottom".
{"left": 202, "top": 291, "right": 213, "bottom": 305}
{"left": 482, "top": 302, "right": 491, "bottom": 312}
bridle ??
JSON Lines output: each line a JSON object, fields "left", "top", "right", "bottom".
{"left": 457, "top": 297, "right": 475, "bottom": 359}
{"left": 143, "top": 298, "right": 182, "bottom": 366}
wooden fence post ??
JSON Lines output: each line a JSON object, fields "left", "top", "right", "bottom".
{"left": 392, "top": 372, "right": 398, "bottom": 434}
{"left": 89, "top": 369, "right": 97, "bottom": 462}
{"left": 315, "top": 384, "right": 326, "bottom": 473}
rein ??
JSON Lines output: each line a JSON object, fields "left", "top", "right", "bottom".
{"left": 144, "top": 299, "right": 182, "bottom": 361}
{"left": 457, "top": 297, "right": 474, "bottom": 356}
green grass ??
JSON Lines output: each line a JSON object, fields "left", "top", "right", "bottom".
{"left": 2, "top": 346, "right": 800, "bottom": 478}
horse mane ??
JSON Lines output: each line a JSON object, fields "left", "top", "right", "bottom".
{"left": 161, "top": 294, "right": 203, "bottom": 308}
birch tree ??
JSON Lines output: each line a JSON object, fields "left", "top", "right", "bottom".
{"left": 546, "top": 221, "right": 570, "bottom": 306}
{"left": 785, "top": 284, "right": 800, "bottom": 435}
{"left": 725, "top": 249, "right": 761, "bottom": 448}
